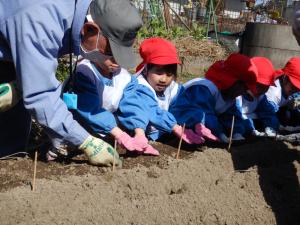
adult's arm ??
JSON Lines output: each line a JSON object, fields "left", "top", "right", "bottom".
{"left": 4, "top": 2, "right": 89, "bottom": 146}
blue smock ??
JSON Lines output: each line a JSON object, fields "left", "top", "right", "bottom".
{"left": 117, "top": 74, "right": 183, "bottom": 140}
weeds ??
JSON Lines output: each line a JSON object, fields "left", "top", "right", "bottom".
{"left": 138, "top": 19, "right": 206, "bottom": 40}
{"left": 56, "top": 58, "right": 69, "bottom": 82}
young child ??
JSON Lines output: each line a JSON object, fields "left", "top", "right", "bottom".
{"left": 235, "top": 57, "right": 276, "bottom": 136}
{"left": 250, "top": 57, "right": 300, "bottom": 136}
{"left": 47, "top": 36, "right": 159, "bottom": 160}
{"left": 170, "top": 53, "right": 258, "bottom": 143}
{"left": 117, "top": 37, "right": 216, "bottom": 148}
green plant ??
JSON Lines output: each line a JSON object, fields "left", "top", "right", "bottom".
{"left": 138, "top": 19, "right": 207, "bottom": 41}
{"left": 56, "top": 59, "right": 69, "bottom": 82}
{"left": 190, "top": 23, "right": 206, "bottom": 40}
{"left": 138, "top": 19, "right": 170, "bottom": 39}
{"left": 170, "top": 26, "right": 185, "bottom": 39}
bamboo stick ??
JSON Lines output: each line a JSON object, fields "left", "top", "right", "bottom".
{"left": 113, "top": 139, "right": 117, "bottom": 172}
{"left": 227, "top": 116, "right": 235, "bottom": 152}
{"left": 32, "top": 150, "right": 38, "bottom": 191}
{"left": 176, "top": 124, "right": 186, "bottom": 159}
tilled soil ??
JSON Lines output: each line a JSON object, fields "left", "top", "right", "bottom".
{"left": 0, "top": 137, "right": 300, "bottom": 225}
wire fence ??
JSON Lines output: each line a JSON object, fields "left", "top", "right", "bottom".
{"left": 132, "top": 0, "right": 290, "bottom": 35}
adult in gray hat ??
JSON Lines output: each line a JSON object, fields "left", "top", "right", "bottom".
{"left": 0, "top": 0, "right": 142, "bottom": 166}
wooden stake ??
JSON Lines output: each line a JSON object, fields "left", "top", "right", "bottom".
{"left": 113, "top": 139, "right": 117, "bottom": 172}
{"left": 32, "top": 150, "right": 38, "bottom": 191}
{"left": 164, "top": 0, "right": 191, "bottom": 31}
{"left": 227, "top": 116, "right": 235, "bottom": 152}
{"left": 162, "top": 0, "right": 174, "bottom": 29}
{"left": 176, "top": 124, "right": 186, "bottom": 159}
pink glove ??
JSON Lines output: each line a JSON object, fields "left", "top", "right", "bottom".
{"left": 143, "top": 144, "right": 160, "bottom": 156}
{"left": 132, "top": 135, "right": 159, "bottom": 155}
{"left": 173, "top": 125, "right": 205, "bottom": 144}
{"left": 195, "top": 123, "right": 219, "bottom": 141}
{"left": 115, "top": 132, "right": 135, "bottom": 151}
{"left": 131, "top": 135, "right": 149, "bottom": 152}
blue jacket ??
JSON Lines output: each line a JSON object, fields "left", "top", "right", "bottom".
{"left": 0, "top": 0, "right": 91, "bottom": 146}
{"left": 170, "top": 78, "right": 244, "bottom": 136}
{"left": 252, "top": 79, "right": 287, "bottom": 130}
{"left": 117, "top": 74, "right": 183, "bottom": 140}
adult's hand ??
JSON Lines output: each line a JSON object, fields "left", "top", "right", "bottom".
{"left": 79, "top": 136, "right": 122, "bottom": 167}
{"left": 0, "top": 81, "right": 21, "bottom": 112}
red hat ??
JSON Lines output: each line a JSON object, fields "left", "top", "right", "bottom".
{"left": 136, "top": 37, "right": 181, "bottom": 72}
{"left": 251, "top": 57, "right": 275, "bottom": 86}
{"left": 276, "top": 57, "right": 300, "bottom": 89}
{"left": 205, "top": 53, "right": 257, "bottom": 90}
{"left": 247, "top": 57, "right": 276, "bottom": 95}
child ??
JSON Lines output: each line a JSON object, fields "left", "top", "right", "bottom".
{"left": 170, "top": 53, "right": 257, "bottom": 143}
{"left": 235, "top": 57, "right": 276, "bottom": 136}
{"left": 117, "top": 37, "right": 216, "bottom": 147}
{"left": 251, "top": 57, "right": 300, "bottom": 136}
{"left": 47, "top": 38, "right": 159, "bottom": 160}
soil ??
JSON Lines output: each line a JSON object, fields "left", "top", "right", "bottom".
{"left": 1, "top": 137, "right": 300, "bottom": 225}
{"left": 1, "top": 39, "right": 299, "bottom": 225}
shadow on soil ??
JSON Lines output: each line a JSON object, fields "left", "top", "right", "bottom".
{"left": 230, "top": 137, "right": 300, "bottom": 225}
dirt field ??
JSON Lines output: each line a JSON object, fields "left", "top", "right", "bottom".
{"left": 0, "top": 137, "right": 300, "bottom": 225}
{"left": 1, "top": 40, "right": 299, "bottom": 225}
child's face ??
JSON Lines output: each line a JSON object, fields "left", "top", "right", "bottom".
{"left": 282, "top": 76, "right": 300, "bottom": 97}
{"left": 221, "top": 80, "right": 247, "bottom": 100}
{"left": 146, "top": 65, "right": 175, "bottom": 93}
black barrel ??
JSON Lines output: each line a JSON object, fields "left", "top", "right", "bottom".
{"left": 241, "top": 22, "right": 300, "bottom": 68}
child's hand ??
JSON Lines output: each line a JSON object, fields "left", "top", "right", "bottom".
{"left": 173, "top": 125, "right": 205, "bottom": 144}
{"left": 218, "top": 133, "right": 229, "bottom": 143}
{"left": 143, "top": 144, "right": 159, "bottom": 156}
{"left": 287, "top": 92, "right": 300, "bottom": 111}
{"left": 232, "top": 133, "right": 245, "bottom": 141}
{"left": 132, "top": 135, "right": 148, "bottom": 151}
{"left": 252, "top": 129, "right": 265, "bottom": 137}
{"left": 114, "top": 131, "right": 135, "bottom": 151}
{"left": 195, "top": 123, "right": 219, "bottom": 141}
{"left": 264, "top": 127, "right": 276, "bottom": 137}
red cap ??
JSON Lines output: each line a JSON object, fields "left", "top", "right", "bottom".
{"left": 248, "top": 57, "right": 276, "bottom": 95}
{"left": 136, "top": 37, "right": 181, "bottom": 72}
{"left": 205, "top": 53, "right": 257, "bottom": 90}
{"left": 251, "top": 57, "right": 275, "bottom": 86}
{"left": 279, "top": 57, "right": 300, "bottom": 89}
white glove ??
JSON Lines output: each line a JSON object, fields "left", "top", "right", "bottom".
{"left": 232, "top": 133, "right": 245, "bottom": 141}
{"left": 252, "top": 129, "right": 265, "bottom": 137}
{"left": 79, "top": 136, "right": 122, "bottom": 167}
{"left": 0, "top": 81, "right": 21, "bottom": 112}
{"left": 218, "top": 133, "right": 229, "bottom": 143}
{"left": 264, "top": 127, "right": 276, "bottom": 137}
{"left": 46, "top": 146, "right": 69, "bottom": 161}
{"left": 279, "top": 125, "right": 300, "bottom": 132}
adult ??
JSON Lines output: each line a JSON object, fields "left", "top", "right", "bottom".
{"left": 0, "top": 0, "right": 142, "bottom": 166}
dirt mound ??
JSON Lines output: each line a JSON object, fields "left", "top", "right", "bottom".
{"left": 0, "top": 138, "right": 300, "bottom": 225}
